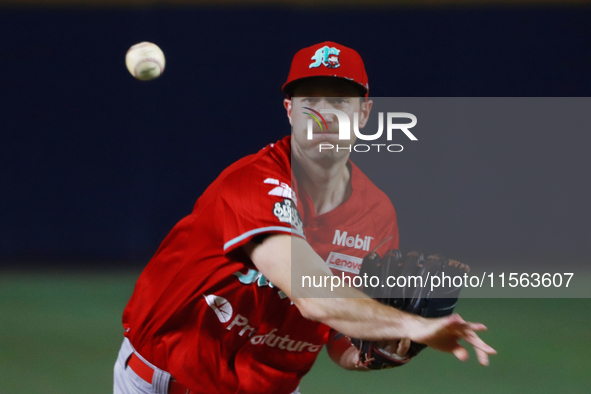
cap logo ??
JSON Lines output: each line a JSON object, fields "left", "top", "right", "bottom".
{"left": 309, "top": 46, "right": 340, "bottom": 69}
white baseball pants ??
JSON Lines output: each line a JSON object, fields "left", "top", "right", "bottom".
{"left": 113, "top": 337, "right": 301, "bottom": 394}
{"left": 113, "top": 338, "right": 172, "bottom": 394}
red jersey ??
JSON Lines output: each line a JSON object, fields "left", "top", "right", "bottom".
{"left": 122, "top": 135, "right": 399, "bottom": 394}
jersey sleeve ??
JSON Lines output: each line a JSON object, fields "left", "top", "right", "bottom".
{"left": 216, "top": 163, "right": 304, "bottom": 256}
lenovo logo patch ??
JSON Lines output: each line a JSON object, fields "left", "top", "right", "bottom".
{"left": 326, "top": 252, "right": 363, "bottom": 274}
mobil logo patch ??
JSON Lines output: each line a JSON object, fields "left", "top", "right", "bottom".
{"left": 332, "top": 229, "right": 373, "bottom": 251}
{"left": 326, "top": 252, "right": 363, "bottom": 274}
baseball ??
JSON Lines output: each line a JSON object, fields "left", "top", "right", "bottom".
{"left": 125, "top": 42, "right": 166, "bottom": 81}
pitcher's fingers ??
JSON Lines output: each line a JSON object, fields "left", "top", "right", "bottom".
{"left": 463, "top": 330, "right": 497, "bottom": 355}
{"left": 446, "top": 316, "right": 486, "bottom": 332}
{"left": 452, "top": 345, "right": 469, "bottom": 362}
{"left": 475, "top": 346, "right": 490, "bottom": 366}
{"left": 448, "top": 313, "right": 466, "bottom": 324}
{"left": 397, "top": 338, "right": 411, "bottom": 357}
{"left": 465, "top": 322, "right": 488, "bottom": 332}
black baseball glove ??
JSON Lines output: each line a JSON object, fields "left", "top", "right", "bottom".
{"left": 349, "top": 248, "right": 470, "bottom": 369}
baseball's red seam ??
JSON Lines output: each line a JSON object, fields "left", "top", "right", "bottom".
{"left": 134, "top": 57, "right": 164, "bottom": 77}
{"left": 127, "top": 43, "right": 154, "bottom": 53}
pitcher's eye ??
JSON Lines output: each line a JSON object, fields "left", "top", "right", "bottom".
{"left": 328, "top": 98, "right": 348, "bottom": 106}
{"left": 302, "top": 97, "right": 320, "bottom": 104}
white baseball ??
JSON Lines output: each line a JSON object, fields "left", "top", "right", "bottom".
{"left": 125, "top": 42, "right": 166, "bottom": 81}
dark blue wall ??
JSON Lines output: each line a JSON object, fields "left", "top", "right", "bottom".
{"left": 1, "top": 6, "right": 590, "bottom": 266}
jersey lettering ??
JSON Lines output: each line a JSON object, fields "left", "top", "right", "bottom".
{"left": 332, "top": 230, "right": 373, "bottom": 251}
{"left": 326, "top": 252, "right": 363, "bottom": 274}
{"left": 225, "top": 314, "right": 322, "bottom": 353}
{"left": 273, "top": 199, "right": 304, "bottom": 235}
{"left": 234, "top": 269, "right": 289, "bottom": 299}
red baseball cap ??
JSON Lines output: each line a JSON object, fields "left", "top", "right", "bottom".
{"left": 282, "top": 41, "right": 369, "bottom": 97}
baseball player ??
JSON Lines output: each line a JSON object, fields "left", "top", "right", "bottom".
{"left": 114, "top": 41, "right": 495, "bottom": 394}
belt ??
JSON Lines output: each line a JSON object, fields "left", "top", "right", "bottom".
{"left": 127, "top": 353, "right": 190, "bottom": 394}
